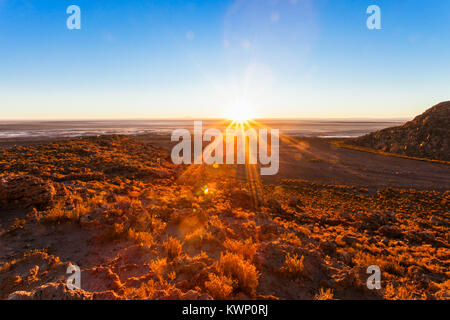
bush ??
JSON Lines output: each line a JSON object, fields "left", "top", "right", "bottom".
{"left": 128, "top": 230, "right": 154, "bottom": 249}
{"left": 184, "top": 229, "right": 214, "bottom": 245}
{"left": 101, "top": 222, "right": 128, "bottom": 241}
{"left": 42, "top": 201, "right": 89, "bottom": 224}
{"left": 283, "top": 253, "right": 304, "bottom": 277}
{"left": 163, "top": 236, "right": 182, "bottom": 260}
{"left": 204, "top": 273, "right": 235, "bottom": 300}
{"left": 314, "top": 288, "right": 334, "bottom": 300}
{"left": 223, "top": 238, "right": 257, "bottom": 261}
{"left": 218, "top": 252, "right": 259, "bottom": 295}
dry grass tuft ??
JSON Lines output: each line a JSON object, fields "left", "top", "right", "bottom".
{"left": 184, "top": 228, "right": 214, "bottom": 245}
{"left": 204, "top": 273, "right": 235, "bottom": 300}
{"left": 128, "top": 230, "right": 154, "bottom": 249}
{"left": 218, "top": 252, "right": 259, "bottom": 295}
{"left": 163, "top": 236, "right": 182, "bottom": 260}
{"left": 223, "top": 238, "right": 257, "bottom": 261}
{"left": 101, "top": 223, "right": 128, "bottom": 241}
{"left": 314, "top": 288, "right": 334, "bottom": 300}
{"left": 150, "top": 258, "right": 168, "bottom": 278}
{"left": 42, "top": 201, "right": 89, "bottom": 224}
{"left": 124, "top": 280, "right": 157, "bottom": 299}
{"left": 283, "top": 253, "right": 305, "bottom": 277}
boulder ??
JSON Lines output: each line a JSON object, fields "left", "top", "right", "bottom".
{"left": 0, "top": 175, "right": 56, "bottom": 210}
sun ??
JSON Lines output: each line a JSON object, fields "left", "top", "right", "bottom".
{"left": 225, "top": 102, "right": 255, "bottom": 123}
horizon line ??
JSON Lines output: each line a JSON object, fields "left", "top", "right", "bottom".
{"left": 0, "top": 116, "right": 412, "bottom": 122}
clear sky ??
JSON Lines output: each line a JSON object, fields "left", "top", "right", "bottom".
{"left": 0, "top": 0, "right": 449, "bottom": 120}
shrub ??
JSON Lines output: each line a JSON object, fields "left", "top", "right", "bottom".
{"left": 41, "top": 202, "right": 66, "bottom": 224}
{"left": 184, "top": 229, "right": 214, "bottom": 245}
{"left": 124, "top": 280, "right": 157, "bottom": 299}
{"left": 223, "top": 238, "right": 257, "bottom": 261}
{"left": 218, "top": 252, "right": 259, "bottom": 295}
{"left": 128, "top": 230, "right": 154, "bottom": 249}
{"left": 384, "top": 283, "right": 415, "bottom": 300}
{"left": 150, "top": 258, "right": 168, "bottom": 278}
{"left": 101, "top": 222, "right": 128, "bottom": 241}
{"left": 283, "top": 253, "right": 304, "bottom": 277}
{"left": 204, "top": 273, "right": 235, "bottom": 300}
{"left": 163, "top": 236, "right": 182, "bottom": 260}
{"left": 314, "top": 288, "right": 334, "bottom": 300}
{"left": 42, "top": 201, "right": 89, "bottom": 224}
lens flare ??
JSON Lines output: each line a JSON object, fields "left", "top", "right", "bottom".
{"left": 225, "top": 102, "right": 254, "bottom": 123}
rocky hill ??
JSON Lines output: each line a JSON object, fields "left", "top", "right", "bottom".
{"left": 351, "top": 101, "right": 450, "bottom": 161}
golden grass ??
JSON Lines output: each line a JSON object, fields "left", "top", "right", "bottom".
{"left": 204, "top": 273, "right": 235, "bottom": 300}
{"left": 128, "top": 230, "right": 154, "bottom": 249}
{"left": 314, "top": 288, "right": 334, "bottom": 300}
{"left": 218, "top": 252, "right": 260, "bottom": 295}
{"left": 150, "top": 258, "right": 168, "bottom": 278}
{"left": 184, "top": 228, "right": 214, "bottom": 245}
{"left": 42, "top": 201, "right": 89, "bottom": 224}
{"left": 283, "top": 253, "right": 305, "bottom": 277}
{"left": 222, "top": 238, "right": 257, "bottom": 261}
{"left": 163, "top": 237, "right": 182, "bottom": 260}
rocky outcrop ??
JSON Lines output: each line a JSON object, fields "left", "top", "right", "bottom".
{"left": 351, "top": 101, "right": 450, "bottom": 161}
{"left": 0, "top": 175, "right": 56, "bottom": 210}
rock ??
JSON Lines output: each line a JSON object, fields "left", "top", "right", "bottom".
{"left": 8, "top": 282, "right": 92, "bottom": 300}
{"left": 337, "top": 235, "right": 360, "bottom": 246}
{"left": 288, "top": 197, "right": 303, "bottom": 208}
{"left": 180, "top": 290, "right": 201, "bottom": 300}
{"left": 230, "top": 189, "right": 254, "bottom": 209}
{"left": 366, "top": 211, "right": 396, "bottom": 226}
{"left": 0, "top": 175, "right": 56, "bottom": 210}
{"left": 341, "top": 251, "right": 352, "bottom": 265}
{"left": 319, "top": 240, "right": 337, "bottom": 256}
{"left": 236, "top": 292, "right": 250, "bottom": 300}
{"left": 82, "top": 266, "right": 123, "bottom": 292}
{"left": 419, "top": 231, "right": 435, "bottom": 242}
{"left": 266, "top": 199, "right": 284, "bottom": 214}
{"left": 7, "top": 291, "right": 33, "bottom": 300}
{"left": 429, "top": 216, "right": 441, "bottom": 225}
{"left": 92, "top": 290, "right": 121, "bottom": 300}
{"left": 379, "top": 225, "right": 403, "bottom": 238}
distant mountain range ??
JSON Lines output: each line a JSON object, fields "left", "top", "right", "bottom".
{"left": 351, "top": 101, "right": 450, "bottom": 161}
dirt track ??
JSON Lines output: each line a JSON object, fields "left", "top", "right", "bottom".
{"left": 264, "top": 137, "right": 449, "bottom": 191}
{"left": 137, "top": 135, "right": 450, "bottom": 191}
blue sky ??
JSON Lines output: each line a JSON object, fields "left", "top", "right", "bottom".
{"left": 0, "top": 0, "right": 449, "bottom": 119}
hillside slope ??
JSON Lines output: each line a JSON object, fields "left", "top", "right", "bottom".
{"left": 351, "top": 102, "right": 450, "bottom": 161}
{"left": 0, "top": 136, "right": 448, "bottom": 300}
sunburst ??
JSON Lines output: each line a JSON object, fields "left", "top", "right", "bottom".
{"left": 225, "top": 102, "right": 255, "bottom": 124}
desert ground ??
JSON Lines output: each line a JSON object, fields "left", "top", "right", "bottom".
{"left": 0, "top": 134, "right": 448, "bottom": 300}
